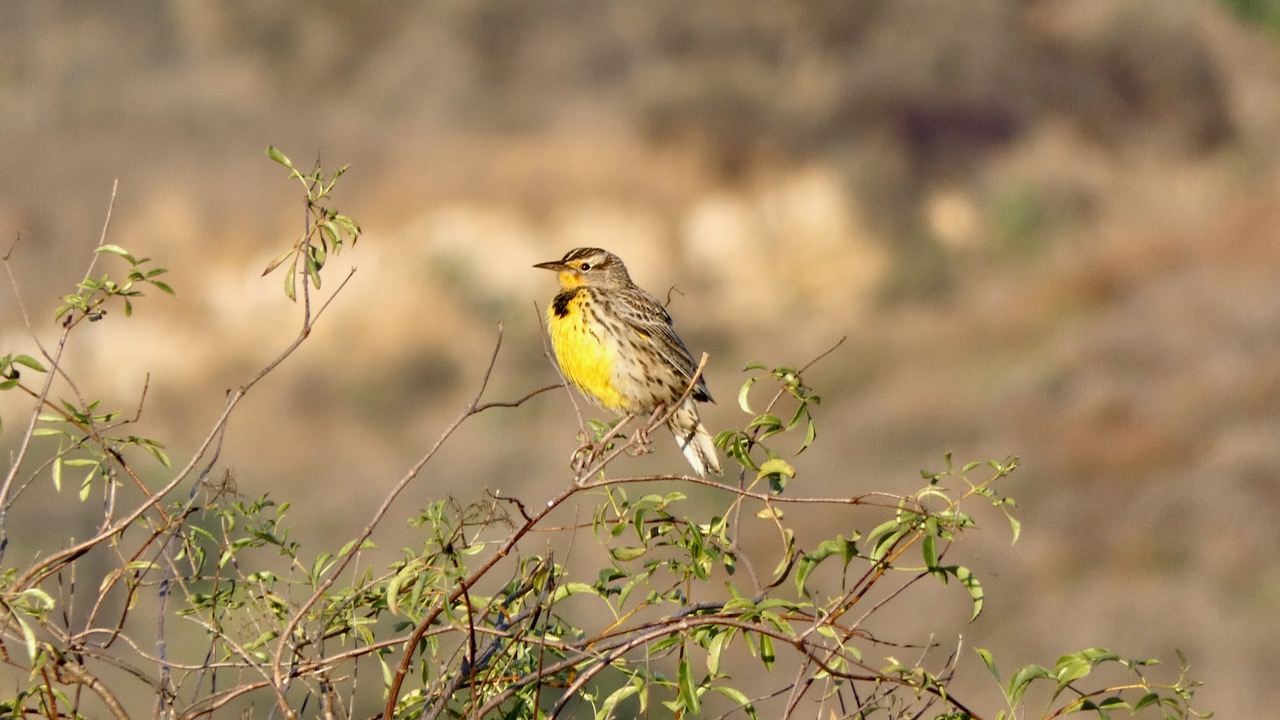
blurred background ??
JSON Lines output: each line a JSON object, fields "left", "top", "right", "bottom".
{"left": 3, "top": 0, "right": 1279, "bottom": 716}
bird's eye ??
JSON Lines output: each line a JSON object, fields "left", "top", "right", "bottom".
{"left": 578, "top": 262, "right": 591, "bottom": 271}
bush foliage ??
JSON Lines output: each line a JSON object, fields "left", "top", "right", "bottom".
{"left": 0, "top": 150, "right": 1207, "bottom": 719}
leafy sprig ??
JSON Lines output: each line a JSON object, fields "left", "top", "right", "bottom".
{"left": 261, "top": 146, "right": 361, "bottom": 301}
{"left": 54, "top": 244, "right": 174, "bottom": 325}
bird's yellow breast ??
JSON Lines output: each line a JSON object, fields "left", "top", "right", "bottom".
{"left": 546, "top": 290, "right": 628, "bottom": 412}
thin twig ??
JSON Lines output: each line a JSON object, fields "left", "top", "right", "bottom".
{"left": 14, "top": 258, "right": 357, "bottom": 594}
{"left": 56, "top": 660, "right": 130, "bottom": 720}
{"left": 261, "top": 323, "right": 546, "bottom": 719}
{"left": 0, "top": 181, "right": 121, "bottom": 555}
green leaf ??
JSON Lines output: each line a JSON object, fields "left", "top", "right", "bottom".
{"left": 1008, "top": 663, "right": 1052, "bottom": 706}
{"left": 1133, "top": 692, "right": 1160, "bottom": 711}
{"left": 975, "top": 647, "right": 1000, "bottom": 684}
{"left": 145, "top": 444, "right": 172, "bottom": 468}
{"left": 20, "top": 588, "right": 54, "bottom": 609}
{"left": 610, "top": 546, "right": 647, "bottom": 562}
{"left": 720, "top": 432, "right": 758, "bottom": 471}
{"left": 52, "top": 456, "right": 62, "bottom": 492}
{"left": 709, "top": 686, "right": 758, "bottom": 720}
{"left": 754, "top": 507, "right": 783, "bottom": 520}
{"left": 796, "top": 536, "right": 856, "bottom": 596}
{"left": 262, "top": 248, "right": 295, "bottom": 276}
{"left": 955, "top": 565, "right": 984, "bottom": 621}
{"left": 319, "top": 222, "right": 340, "bottom": 251}
{"left": 922, "top": 534, "right": 939, "bottom": 572}
{"left": 597, "top": 683, "right": 639, "bottom": 720}
{"left": 12, "top": 355, "right": 46, "bottom": 373}
{"left": 756, "top": 457, "right": 794, "bottom": 484}
{"left": 677, "top": 657, "right": 701, "bottom": 715}
{"left": 798, "top": 419, "right": 817, "bottom": 454}
{"left": 95, "top": 244, "right": 137, "bottom": 263}
{"left": 705, "top": 630, "right": 726, "bottom": 676}
{"left": 758, "top": 633, "right": 776, "bottom": 669}
{"left": 866, "top": 518, "right": 907, "bottom": 561}
{"left": 1095, "top": 696, "right": 1130, "bottom": 710}
{"left": 550, "top": 582, "right": 597, "bottom": 604}
{"left": 755, "top": 598, "right": 798, "bottom": 614}
{"left": 738, "top": 376, "right": 760, "bottom": 414}
{"left": 306, "top": 253, "right": 322, "bottom": 289}
{"left": 283, "top": 265, "right": 296, "bottom": 301}
{"left": 1006, "top": 513, "right": 1021, "bottom": 543}
{"left": 311, "top": 552, "right": 334, "bottom": 583}
{"left": 243, "top": 629, "right": 279, "bottom": 652}
{"left": 386, "top": 560, "right": 420, "bottom": 615}
{"left": 63, "top": 458, "right": 99, "bottom": 467}
{"left": 14, "top": 613, "right": 38, "bottom": 664}
{"left": 266, "top": 145, "right": 294, "bottom": 169}
{"left": 338, "top": 215, "right": 361, "bottom": 242}
{"left": 747, "top": 414, "right": 782, "bottom": 434}
{"left": 1054, "top": 657, "right": 1091, "bottom": 685}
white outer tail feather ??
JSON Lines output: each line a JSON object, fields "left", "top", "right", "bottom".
{"left": 668, "top": 399, "right": 722, "bottom": 477}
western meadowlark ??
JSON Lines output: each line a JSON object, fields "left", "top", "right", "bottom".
{"left": 534, "top": 247, "right": 723, "bottom": 477}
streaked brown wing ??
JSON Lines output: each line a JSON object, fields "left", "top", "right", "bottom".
{"left": 614, "top": 287, "right": 713, "bottom": 402}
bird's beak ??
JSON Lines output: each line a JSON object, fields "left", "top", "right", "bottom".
{"left": 535, "top": 259, "right": 586, "bottom": 290}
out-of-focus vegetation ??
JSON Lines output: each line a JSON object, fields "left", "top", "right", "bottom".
{"left": 1222, "top": 0, "right": 1280, "bottom": 35}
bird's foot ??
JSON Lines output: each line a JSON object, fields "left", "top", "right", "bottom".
{"left": 569, "top": 443, "right": 594, "bottom": 476}
{"left": 626, "top": 406, "right": 665, "bottom": 457}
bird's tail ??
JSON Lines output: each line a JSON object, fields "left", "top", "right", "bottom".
{"left": 668, "top": 398, "right": 723, "bottom": 477}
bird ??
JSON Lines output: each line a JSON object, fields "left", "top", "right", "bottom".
{"left": 534, "top": 247, "right": 722, "bottom": 477}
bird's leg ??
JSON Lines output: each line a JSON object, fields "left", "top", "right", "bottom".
{"left": 572, "top": 415, "right": 629, "bottom": 476}
{"left": 569, "top": 444, "right": 593, "bottom": 475}
{"left": 626, "top": 405, "right": 665, "bottom": 457}
{"left": 571, "top": 414, "right": 636, "bottom": 477}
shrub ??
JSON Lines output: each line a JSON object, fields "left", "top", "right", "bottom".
{"left": 0, "top": 149, "right": 1206, "bottom": 719}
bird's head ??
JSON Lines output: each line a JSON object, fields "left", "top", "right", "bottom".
{"left": 533, "top": 247, "right": 631, "bottom": 290}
